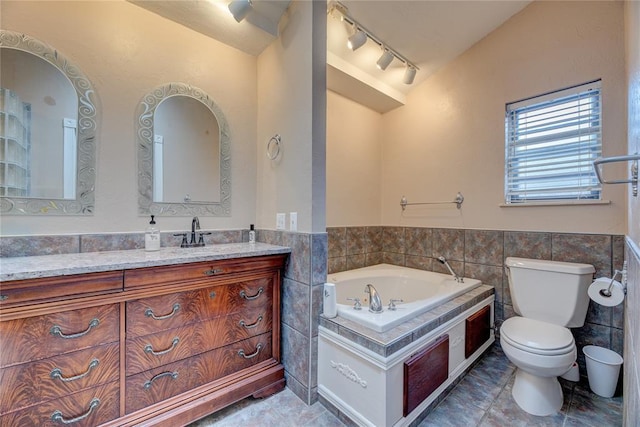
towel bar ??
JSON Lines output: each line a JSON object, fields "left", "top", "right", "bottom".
{"left": 400, "top": 192, "right": 464, "bottom": 211}
{"left": 593, "top": 154, "right": 639, "bottom": 196}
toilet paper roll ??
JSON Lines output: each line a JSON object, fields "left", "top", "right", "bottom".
{"left": 588, "top": 277, "right": 625, "bottom": 307}
{"left": 323, "top": 283, "right": 337, "bottom": 318}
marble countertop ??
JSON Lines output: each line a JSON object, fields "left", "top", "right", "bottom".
{"left": 0, "top": 243, "right": 291, "bottom": 282}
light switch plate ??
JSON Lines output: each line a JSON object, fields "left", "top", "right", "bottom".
{"left": 289, "top": 212, "right": 297, "bottom": 231}
{"left": 276, "top": 213, "right": 286, "bottom": 230}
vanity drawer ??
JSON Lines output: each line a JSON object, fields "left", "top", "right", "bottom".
{"left": 125, "top": 333, "right": 273, "bottom": 413}
{"left": 0, "top": 342, "right": 119, "bottom": 415}
{"left": 126, "top": 306, "right": 272, "bottom": 375}
{"left": 0, "top": 304, "right": 120, "bottom": 368}
{"left": 0, "top": 380, "right": 120, "bottom": 427}
{"left": 123, "top": 256, "right": 285, "bottom": 289}
{"left": 126, "top": 277, "right": 273, "bottom": 337}
{"left": 0, "top": 271, "right": 123, "bottom": 307}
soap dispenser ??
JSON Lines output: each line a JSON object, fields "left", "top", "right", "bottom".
{"left": 145, "top": 215, "right": 161, "bottom": 251}
{"left": 248, "top": 224, "right": 256, "bottom": 244}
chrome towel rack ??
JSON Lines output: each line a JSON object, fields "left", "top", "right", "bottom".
{"left": 593, "top": 153, "right": 639, "bottom": 196}
{"left": 400, "top": 192, "right": 464, "bottom": 211}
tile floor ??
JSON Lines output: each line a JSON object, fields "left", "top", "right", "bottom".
{"left": 190, "top": 343, "right": 623, "bottom": 427}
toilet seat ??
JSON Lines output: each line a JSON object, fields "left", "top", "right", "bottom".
{"left": 501, "top": 317, "right": 574, "bottom": 356}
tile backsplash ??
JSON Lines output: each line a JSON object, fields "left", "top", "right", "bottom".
{"left": 0, "top": 230, "right": 246, "bottom": 257}
{"left": 328, "top": 226, "right": 625, "bottom": 380}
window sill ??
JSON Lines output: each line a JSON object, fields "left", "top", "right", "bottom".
{"left": 500, "top": 200, "right": 611, "bottom": 208}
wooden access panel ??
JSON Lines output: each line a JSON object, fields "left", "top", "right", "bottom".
{"left": 403, "top": 335, "right": 449, "bottom": 416}
{"left": 465, "top": 304, "right": 491, "bottom": 358}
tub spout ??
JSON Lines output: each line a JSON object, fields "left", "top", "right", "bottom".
{"left": 438, "top": 256, "right": 463, "bottom": 283}
{"left": 364, "top": 284, "right": 383, "bottom": 313}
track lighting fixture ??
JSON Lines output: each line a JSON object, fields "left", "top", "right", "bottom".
{"left": 403, "top": 66, "right": 417, "bottom": 85}
{"left": 376, "top": 49, "right": 394, "bottom": 71}
{"left": 329, "top": 1, "right": 419, "bottom": 84}
{"left": 228, "top": 0, "right": 252, "bottom": 23}
{"left": 347, "top": 27, "right": 367, "bottom": 51}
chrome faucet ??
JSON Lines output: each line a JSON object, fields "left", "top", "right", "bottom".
{"left": 438, "top": 256, "right": 463, "bottom": 283}
{"left": 364, "top": 284, "right": 383, "bottom": 313}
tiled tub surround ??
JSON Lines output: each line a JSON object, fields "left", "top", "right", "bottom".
{"left": 327, "top": 227, "right": 625, "bottom": 381}
{"left": 0, "top": 229, "right": 328, "bottom": 407}
{"left": 318, "top": 285, "right": 495, "bottom": 426}
{"left": 258, "top": 230, "right": 328, "bottom": 405}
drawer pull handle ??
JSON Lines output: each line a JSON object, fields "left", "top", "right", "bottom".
{"left": 204, "top": 268, "right": 224, "bottom": 276}
{"left": 50, "top": 318, "right": 99, "bottom": 339}
{"left": 239, "top": 315, "right": 264, "bottom": 329}
{"left": 143, "top": 371, "right": 179, "bottom": 390}
{"left": 209, "top": 291, "right": 216, "bottom": 299}
{"left": 51, "top": 397, "right": 100, "bottom": 424}
{"left": 144, "top": 337, "right": 180, "bottom": 356}
{"left": 0, "top": 295, "right": 7, "bottom": 301}
{"left": 50, "top": 358, "right": 100, "bottom": 382}
{"left": 238, "top": 343, "right": 263, "bottom": 359}
{"left": 239, "top": 287, "right": 264, "bottom": 300}
{"left": 145, "top": 303, "right": 180, "bottom": 320}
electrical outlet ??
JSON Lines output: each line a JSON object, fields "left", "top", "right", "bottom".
{"left": 276, "top": 213, "right": 286, "bottom": 230}
{"left": 289, "top": 212, "right": 297, "bottom": 231}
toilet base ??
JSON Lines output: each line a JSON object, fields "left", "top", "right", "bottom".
{"left": 512, "top": 369, "right": 563, "bottom": 416}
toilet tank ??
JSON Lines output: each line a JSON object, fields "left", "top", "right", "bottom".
{"left": 506, "top": 257, "right": 595, "bottom": 327}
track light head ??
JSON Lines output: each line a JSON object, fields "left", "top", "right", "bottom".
{"left": 403, "top": 66, "right": 417, "bottom": 85}
{"left": 228, "top": 0, "right": 252, "bottom": 23}
{"left": 347, "top": 28, "right": 367, "bottom": 51}
{"left": 376, "top": 49, "right": 394, "bottom": 71}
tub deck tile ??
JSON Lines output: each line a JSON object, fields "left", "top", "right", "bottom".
{"left": 320, "top": 285, "right": 494, "bottom": 357}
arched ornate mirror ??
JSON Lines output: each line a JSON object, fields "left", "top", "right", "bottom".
{"left": 0, "top": 30, "right": 98, "bottom": 215}
{"left": 136, "top": 83, "right": 231, "bottom": 216}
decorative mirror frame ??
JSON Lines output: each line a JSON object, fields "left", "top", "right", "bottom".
{"left": 0, "top": 29, "right": 98, "bottom": 215}
{"left": 136, "top": 83, "right": 231, "bottom": 216}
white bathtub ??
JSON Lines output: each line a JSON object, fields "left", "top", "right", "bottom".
{"left": 328, "top": 264, "right": 482, "bottom": 332}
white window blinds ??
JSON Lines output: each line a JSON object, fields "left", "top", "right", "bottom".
{"left": 505, "top": 80, "right": 602, "bottom": 203}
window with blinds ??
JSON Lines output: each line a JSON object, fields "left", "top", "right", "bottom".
{"left": 505, "top": 80, "right": 602, "bottom": 203}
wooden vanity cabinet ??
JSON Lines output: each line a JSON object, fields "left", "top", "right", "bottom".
{"left": 0, "top": 254, "right": 287, "bottom": 427}
{"left": 0, "top": 303, "right": 121, "bottom": 426}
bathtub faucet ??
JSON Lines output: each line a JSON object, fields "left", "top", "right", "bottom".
{"left": 438, "top": 256, "right": 464, "bottom": 283}
{"left": 364, "top": 284, "right": 383, "bottom": 313}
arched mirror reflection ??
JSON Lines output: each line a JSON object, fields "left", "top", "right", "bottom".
{"left": 153, "top": 95, "right": 220, "bottom": 203}
{"left": 137, "top": 83, "right": 230, "bottom": 216}
{"left": 0, "top": 30, "right": 97, "bottom": 215}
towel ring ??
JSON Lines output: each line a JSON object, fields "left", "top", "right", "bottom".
{"left": 266, "top": 134, "right": 281, "bottom": 160}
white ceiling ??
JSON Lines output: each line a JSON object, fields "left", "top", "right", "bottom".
{"left": 129, "top": 0, "right": 292, "bottom": 56}
{"left": 328, "top": 1, "right": 531, "bottom": 99}
{"left": 131, "top": 0, "right": 532, "bottom": 112}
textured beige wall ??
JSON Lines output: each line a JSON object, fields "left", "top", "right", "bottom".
{"left": 326, "top": 91, "right": 382, "bottom": 226}
{"left": 256, "top": 0, "right": 326, "bottom": 233}
{"left": 628, "top": 0, "right": 640, "bottom": 245}
{"left": 378, "top": 0, "right": 627, "bottom": 233}
{"left": 0, "top": 0, "right": 257, "bottom": 235}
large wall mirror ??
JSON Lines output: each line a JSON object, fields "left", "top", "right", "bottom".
{"left": 0, "top": 30, "right": 98, "bottom": 215}
{"left": 137, "top": 83, "right": 231, "bottom": 216}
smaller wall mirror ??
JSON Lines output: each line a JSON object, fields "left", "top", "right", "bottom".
{"left": 0, "top": 30, "right": 98, "bottom": 215}
{"left": 137, "top": 83, "right": 231, "bottom": 216}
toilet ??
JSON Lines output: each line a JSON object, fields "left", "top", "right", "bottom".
{"left": 500, "top": 257, "right": 595, "bottom": 416}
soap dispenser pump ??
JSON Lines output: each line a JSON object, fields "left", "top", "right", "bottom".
{"left": 145, "top": 215, "right": 161, "bottom": 251}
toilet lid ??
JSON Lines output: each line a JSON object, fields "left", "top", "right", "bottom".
{"left": 501, "top": 317, "right": 574, "bottom": 355}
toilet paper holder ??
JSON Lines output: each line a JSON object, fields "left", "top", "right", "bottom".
{"left": 598, "top": 263, "right": 627, "bottom": 298}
